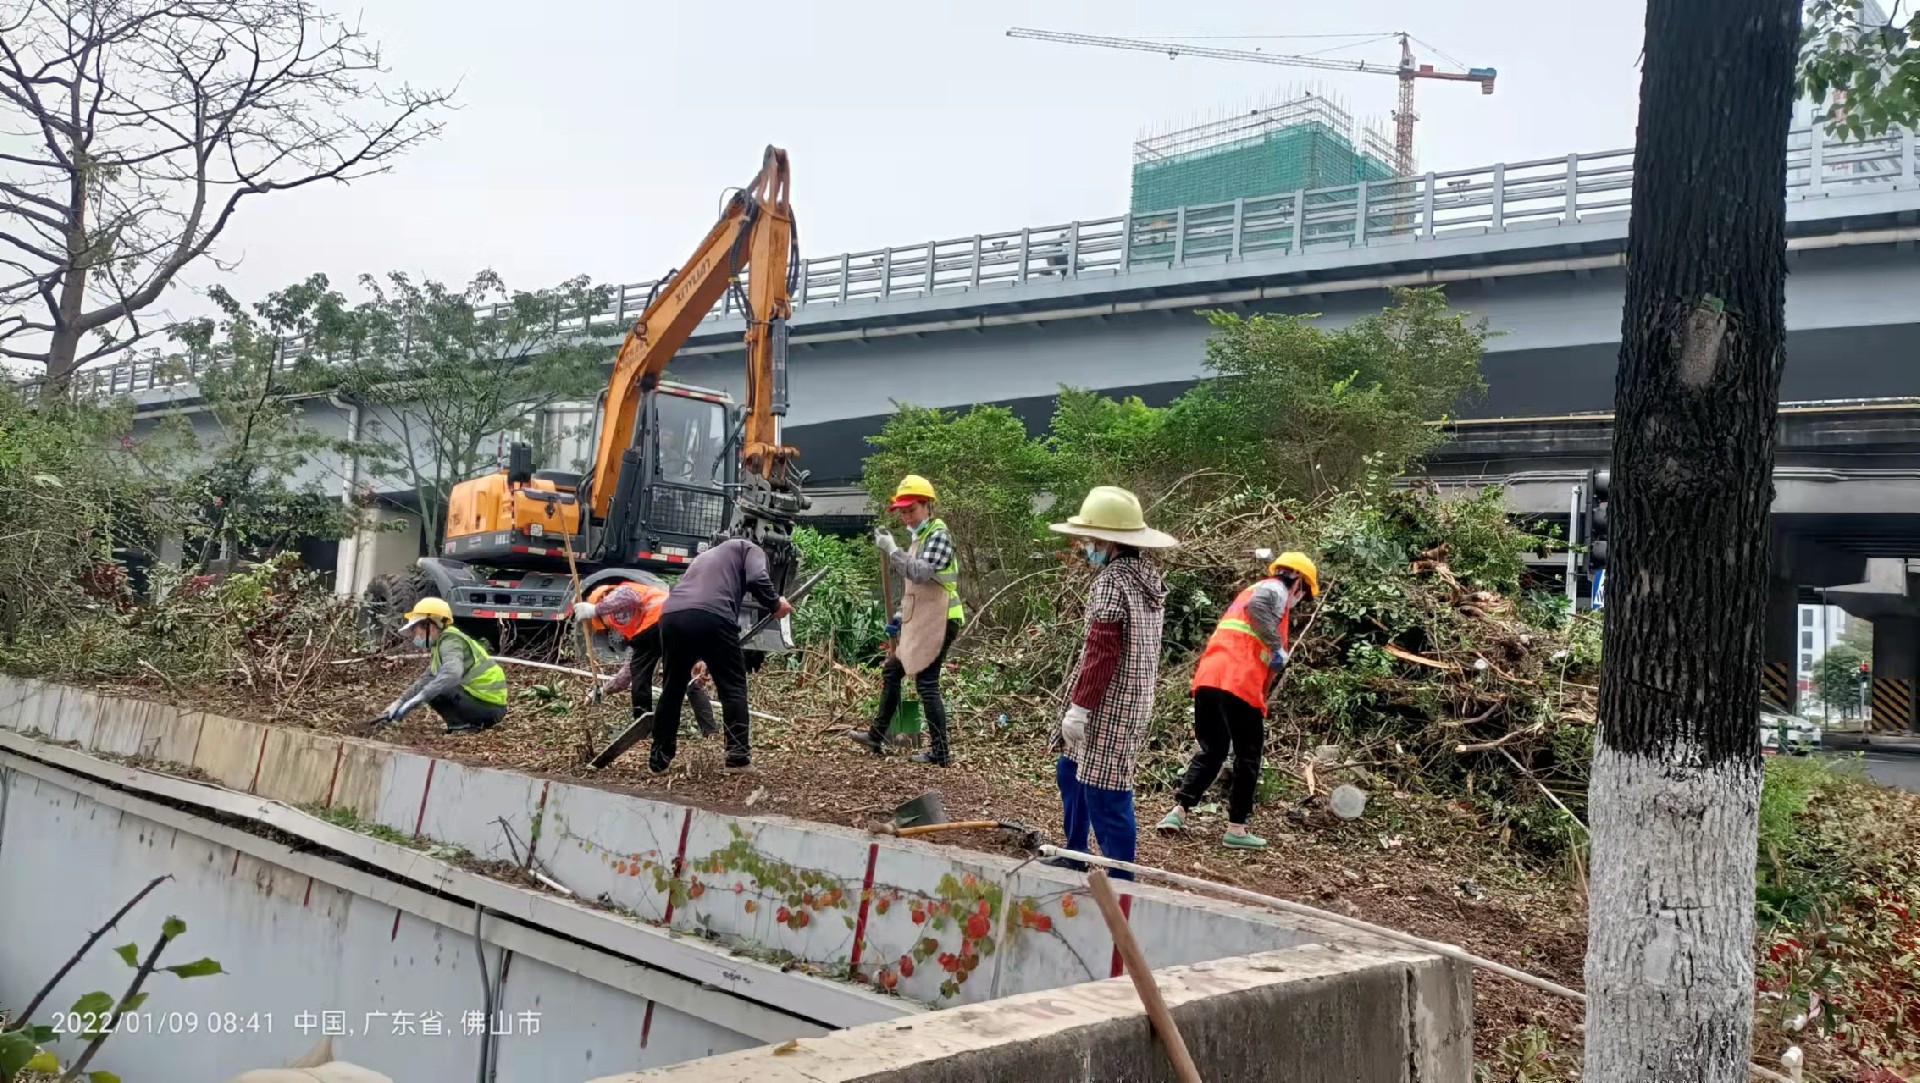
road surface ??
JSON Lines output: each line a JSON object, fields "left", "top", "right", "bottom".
{"left": 1857, "top": 751, "right": 1920, "bottom": 792}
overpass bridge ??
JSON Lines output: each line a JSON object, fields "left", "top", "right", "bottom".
{"left": 80, "top": 120, "right": 1920, "bottom": 488}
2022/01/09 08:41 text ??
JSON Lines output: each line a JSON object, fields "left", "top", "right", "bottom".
{"left": 50, "top": 1011, "right": 272, "bottom": 1035}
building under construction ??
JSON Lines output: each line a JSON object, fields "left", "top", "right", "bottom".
{"left": 1129, "top": 91, "right": 1397, "bottom": 214}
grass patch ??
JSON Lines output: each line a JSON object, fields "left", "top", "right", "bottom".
{"left": 297, "top": 802, "right": 473, "bottom": 862}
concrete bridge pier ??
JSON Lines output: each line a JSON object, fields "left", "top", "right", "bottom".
{"left": 1829, "top": 559, "right": 1920, "bottom": 732}
{"left": 1765, "top": 577, "right": 1803, "bottom": 712}
{"left": 1765, "top": 536, "right": 1873, "bottom": 714}
{"left": 1870, "top": 616, "right": 1919, "bottom": 733}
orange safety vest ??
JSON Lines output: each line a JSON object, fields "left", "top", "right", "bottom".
{"left": 1191, "top": 580, "right": 1291, "bottom": 715}
{"left": 603, "top": 582, "right": 668, "bottom": 641}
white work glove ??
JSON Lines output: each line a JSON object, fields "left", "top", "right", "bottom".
{"left": 1060, "top": 704, "right": 1090, "bottom": 756}
{"left": 572, "top": 601, "right": 598, "bottom": 621}
{"left": 874, "top": 528, "right": 900, "bottom": 556}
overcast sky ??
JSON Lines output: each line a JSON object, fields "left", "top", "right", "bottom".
{"left": 190, "top": 0, "right": 1649, "bottom": 316}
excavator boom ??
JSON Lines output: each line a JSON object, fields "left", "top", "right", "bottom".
{"left": 590, "top": 146, "right": 799, "bottom": 521}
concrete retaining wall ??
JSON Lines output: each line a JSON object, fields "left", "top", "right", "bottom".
{"left": 0, "top": 676, "right": 1473, "bottom": 1080}
{"left": 599, "top": 947, "right": 1473, "bottom": 1083}
{"left": 0, "top": 754, "right": 770, "bottom": 1080}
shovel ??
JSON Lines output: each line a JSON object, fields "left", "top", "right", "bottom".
{"left": 877, "top": 791, "right": 1043, "bottom": 850}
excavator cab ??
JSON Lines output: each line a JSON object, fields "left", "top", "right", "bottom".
{"left": 598, "top": 380, "right": 737, "bottom": 565}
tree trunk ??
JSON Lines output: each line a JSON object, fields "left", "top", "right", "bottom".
{"left": 1584, "top": 2, "right": 1802, "bottom": 1081}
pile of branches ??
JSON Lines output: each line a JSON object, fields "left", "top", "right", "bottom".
{"left": 0, "top": 553, "right": 367, "bottom": 712}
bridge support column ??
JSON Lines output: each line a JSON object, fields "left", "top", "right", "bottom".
{"left": 1870, "top": 617, "right": 1919, "bottom": 733}
{"left": 336, "top": 508, "right": 423, "bottom": 598}
{"left": 1764, "top": 577, "right": 1800, "bottom": 712}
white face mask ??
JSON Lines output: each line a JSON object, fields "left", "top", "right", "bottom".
{"left": 411, "top": 632, "right": 429, "bottom": 649}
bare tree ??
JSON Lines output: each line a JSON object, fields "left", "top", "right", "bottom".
{"left": 1584, "top": 0, "right": 1802, "bottom": 1080}
{"left": 0, "top": 0, "right": 450, "bottom": 389}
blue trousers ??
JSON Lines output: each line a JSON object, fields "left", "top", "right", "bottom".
{"left": 1056, "top": 756, "right": 1136, "bottom": 881}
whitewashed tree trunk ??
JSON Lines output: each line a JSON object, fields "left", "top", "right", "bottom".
{"left": 1585, "top": 748, "right": 1762, "bottom": 1081}
{"left": 1585, "top": 0, "right": 1802, "bottom": 1080}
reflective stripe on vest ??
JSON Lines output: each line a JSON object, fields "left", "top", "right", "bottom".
{"left": 919, "top": 517, "right": 964, "bottom": 624}
{"left": 436, "top": 627, "right": 509, "bottom": 707}
{"left": 604, "top": 583, "right": 668, "bottom": 641}
{"left": 1191, "top": 580, "right": 1290, "bottom": 715}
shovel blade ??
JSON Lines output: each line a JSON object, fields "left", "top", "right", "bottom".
{"left": 591, "top": 712, "right": 654, "bottom": 770}
{"left": 892, "top": 791, "right": 947, "bottom": 829}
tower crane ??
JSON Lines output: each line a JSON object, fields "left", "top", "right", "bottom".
{"left": 1006, "top": 28, "right": 1496, "bottom": 176}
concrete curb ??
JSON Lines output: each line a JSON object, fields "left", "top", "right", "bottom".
{"left": 1825, "top": 734, "right": 1920, "bottom": 757}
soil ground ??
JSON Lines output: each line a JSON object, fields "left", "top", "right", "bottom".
{"left": 93, "top": 656, "right": 1590, "bottom": 1071}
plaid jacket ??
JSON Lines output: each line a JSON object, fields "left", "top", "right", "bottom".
{"left": 1063, "top": 555, "right": 1167, "bottom": 790}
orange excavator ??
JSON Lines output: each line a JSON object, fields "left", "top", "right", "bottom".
{"left": 365, "top": 146, "right": 810, "bottom": 656}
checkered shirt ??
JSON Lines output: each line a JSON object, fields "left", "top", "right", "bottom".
{"left": 1063, "top": 555, "right": 1167, "bottom": 790}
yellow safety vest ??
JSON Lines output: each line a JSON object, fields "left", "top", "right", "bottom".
{"left": 435, "top": 627, "right": 509, "bottom": 707}
{"left": 917, "top": 518, "right": 964, "bottom": 624}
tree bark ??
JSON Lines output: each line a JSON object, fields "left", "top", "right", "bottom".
{"left": 1585, "top": 2, "right": 1803, "bottom": 1081}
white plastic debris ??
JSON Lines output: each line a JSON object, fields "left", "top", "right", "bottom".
{"left": 1329, "top": 784, "right": 1367, "bottom": 820}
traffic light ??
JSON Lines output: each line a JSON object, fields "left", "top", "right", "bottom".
{"left": 1582, "top": 468, "right": 1611, "bottom": 573}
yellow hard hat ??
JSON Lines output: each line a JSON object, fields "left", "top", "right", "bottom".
{"left": 399, "top": 596, "right": 453, "bottom": 630}
{"left": 1268, "top": 551, "right": 1320, "bottom": 597}
{"left": 891, "top": 474, "right": 937, "bottom": 509}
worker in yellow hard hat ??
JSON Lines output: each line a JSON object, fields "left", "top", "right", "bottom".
{"left": 1158, "top": 551, "right": 1321, "bottom": 850}
{"left": 377, "top": 597, "right": 510, "bottom": 734}
{"left": 847, "top": 474, "right": 965, "bottom": 766}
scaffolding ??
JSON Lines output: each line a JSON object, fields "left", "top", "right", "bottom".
{"left": 1129, "top": 90, "right": 1397, "bottom": 214}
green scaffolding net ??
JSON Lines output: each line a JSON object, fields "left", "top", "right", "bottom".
{"left": 1128, "top": 94, "right": 1399, "bottom": 259}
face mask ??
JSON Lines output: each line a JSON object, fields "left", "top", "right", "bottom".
{"left": 411, "top": 633, "right": 429, "bottom": 649}
{"left": 1083, "top": 541, "right": 1108, "bottom": 568}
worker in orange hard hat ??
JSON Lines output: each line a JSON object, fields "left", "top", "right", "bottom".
{"left": 847, "top": 474, "right": 964, "bottom": 766}
{"left": 573, "top": 580, "right": 716, "bottom": 740}
{"left": 1158, "top": 551, "right": 1321, "bottom": 851}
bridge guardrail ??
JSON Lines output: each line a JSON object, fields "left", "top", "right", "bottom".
{"left": 46, "top": 123, "right": 1920, "bottom": 402}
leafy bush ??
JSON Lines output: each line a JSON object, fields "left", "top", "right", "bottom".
{"left": 1160, "top": 287, "right": 1491, "bottom": 497}
{"left": 789, "top": 527, "right": 886, "bottom": 664}
{"left": 0, "top": 390, "right": 152, "bottom": 642}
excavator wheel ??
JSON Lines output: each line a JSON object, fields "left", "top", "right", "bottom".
{"left": 363, "top": 568, "right": 437, "bottom": 644}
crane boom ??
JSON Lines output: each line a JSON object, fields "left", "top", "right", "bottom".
{"left": 1007, "top": 28, "right": 1409, "bottom": 78}
{"left": 1007, "top": 28, "right": 1496, "bottom": 175}
{"left": 590, "top": 146, "right": 799, "bottom": 522}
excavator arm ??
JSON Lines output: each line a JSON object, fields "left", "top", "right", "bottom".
{"left": 588, "top": 146, "right": 801, "bottom": 523}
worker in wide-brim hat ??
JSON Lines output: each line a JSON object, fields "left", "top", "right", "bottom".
{"left": 379, "top": 597, "right": 509, "bottom": 735}
{"left": 1159, "top": 550, "right": 1322, "bottom": 851}
{"left": 1044, "top": 486, "right": 1177, "bottom": 880}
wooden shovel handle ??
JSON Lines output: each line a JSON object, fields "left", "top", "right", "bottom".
{"left": 1087, "top": 869, "right": 1204, "bottom": 1083}
{"left": 892, "top": 820, "right": 1000, "bottom": 838}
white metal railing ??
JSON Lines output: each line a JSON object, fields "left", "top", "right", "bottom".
{"left": 43, "top": 123, "right": 1920, "bottom": 402}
